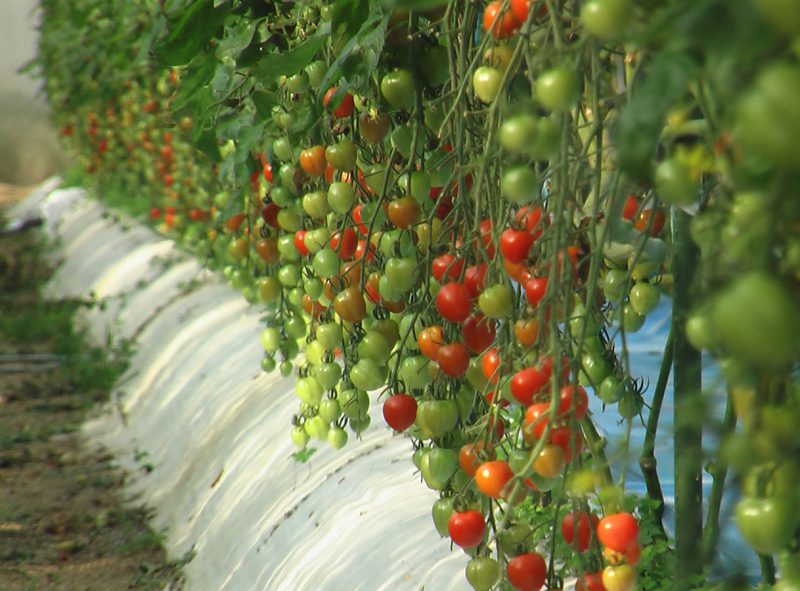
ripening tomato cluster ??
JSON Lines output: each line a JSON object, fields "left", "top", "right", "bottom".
{"left": 41, "top": 0, "right": 800, "bottom": 588}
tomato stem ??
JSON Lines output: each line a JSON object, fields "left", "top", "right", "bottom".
{"left": 672, "top": 207, "right": 704, "bottom": 590}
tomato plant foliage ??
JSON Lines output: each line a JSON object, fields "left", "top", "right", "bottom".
{"left": 34, "top": 0, "right": 800, "bottom": 588}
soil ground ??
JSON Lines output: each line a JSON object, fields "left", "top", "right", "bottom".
{"left": 0, "top": 192, "right": 186, "bottom": 590}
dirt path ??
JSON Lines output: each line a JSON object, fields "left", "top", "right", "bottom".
{"left": 0, "top": 195, "right": 186, "bottom": 590}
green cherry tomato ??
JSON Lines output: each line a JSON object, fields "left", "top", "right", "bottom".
{"left": 381, "top": 69, "right": 416, "bottom": 110}
{"left": 473, "top": 66, "right": 503, "bottom": 103}
{"left": 479, "top": 284, "right": 514, "bottom": 319}
{"left": 580, "top": 0, "right": 632, "bottom": 40}
{"left": 400, "top": 356, "right": 431, "bottom": 390}
{"left": 711, "top": 272, "right": 800, "bottom": 368}
{"left": 285, "top": 72, "right": 309, "bottom": 93}
{"left": 312, "top": 248, "right": 340, "bottom": 278}
{"left": 416, "top": 399, "right": 459, "bottom": 438}
{"left": 315, "top": 363, "right": 342, "bottom": 390}
{"left": 432, "top": 497, "right": 455, "bottom": 537}
{"left": 580, "top": 351, "right": 611, "bottom": 386}
{"left": 599, "top": 375, "right": 625, "bottom": 404}
{"left": 621, "top": 302, "right": 646, "bottom": 332}
{"left": 260, "top": 278, "right": 284, "bottom": 303}
{"left": 278, "top": 263, "right": 302, "bottom": 287}
{"left": 328, "top": 426, "right": 348, "bottom": 449}
{"left": 501, "top": 166, "right": 539, "bottom": 203}
{"left": 536, "top": 67, "right": 579, "bottom": 112}
{"left": 465, "top": 557, "right": 501, "bottom": 591}
{"left": 499, "top": 114, "right": 539, "bottom": 155}
{"left": 305, "top": 415, "right": 329, "bottom": 440}
{"left": 325, "top": 138, "right": 357, "bottom": 170}
{"left": 735, "top": 496, "right": 799, "bottom": 555}
{"left": 302, "top": 190, "right": 330, "bottom": 219}
{"left": 339, "top": 389, "right": 370, "bottom": 420}
{"left": 318, "top": 397, "right": 343, "bottom": 423}
{"left": 272, "top": 136, "right": 293, "bottom": 162}
{"left": 291, "top": 425, "right": 310, "bottom": 448}
{"left": 327, "top": 181, "right": 356, "bottom": 213}
{"left": 654, "top": 158, "right": 698, "bottom": 205}
{"left": 350, "top": 358, "right": 388, "bottom": 391}
{"left": 260, "top": 327, "right": 282, "bottom": 353}
{"left": 357, "top": 331, "right": 392, "bottom": 365}
{"left": 317, "top": 322, "right": 343, "bottom": 350}
{"left": 736, "top": 62, "right": 800, "bottom": 168}
{"left": 629, "top": 282, "right": 660, "bottom": 315}
{"left": 603, "top": 268, "right": 629, "bottom": 301}
{"left": 296, "top": 376, "right": 324, "bottom": 406}
{"left": 305, "top": 60, "right": 327, "bottom": 89}
{"left": 419, "top": 447, "right": 458, "bottom": 490}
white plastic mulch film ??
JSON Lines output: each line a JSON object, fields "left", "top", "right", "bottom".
{"left": 9, "top": 180, "right": 468, "bottom": 591}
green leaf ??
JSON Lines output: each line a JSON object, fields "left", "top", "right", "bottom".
{"left": 317, "top": 12, "right": 389, "bottom": 98}
{"left": 612, "top": 51, "right": 697, "bottom": 180}
{"left": 250, "top": 90, "right": 279, "bottom": 119}
{"left": 216, "top": 17, "right": 259, "bottom": 61}
{"left": 291, "top": 447, "right": 318, "bottom": 463}
{"left": 252, "top": 35, "right": 326, "bottom": 88}
{"left": 173, "top": 54, "right": 218, "bottom": 112}
{"left": 332, "top": 0, "right": 370, "bottom": 45}
{"left": 156, "top": 0, "right": 229, "bottom": 66}
{"left": 385, "top": 0, "right": 448, "bottom": 9}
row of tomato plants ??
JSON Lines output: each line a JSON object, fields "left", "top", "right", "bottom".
{"left": 33, "top": 0, "right": 800, "bottom": 589}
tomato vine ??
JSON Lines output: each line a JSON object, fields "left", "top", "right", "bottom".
{"left": 32, "top": 0, "right": 800, "bottom": 589}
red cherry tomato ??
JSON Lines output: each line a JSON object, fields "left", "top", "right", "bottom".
{"left": 437, "top": 342, "right": 471, "bottom": 377}
{"left": 507, "top": 551, "right": 547, "bottom": 591}
{"left": 510, "top": 367, "right": 548, "bottom": 406}
{"left": 382, "top": 393, "right": 417, "bottom": 431}
{"left": 462, "top": 314, "right": 496, "bottom": 353}
{"left": 597, "top": 512, "right": 640, "bottom": 552}
{"left": 562, "top": 511, "right": 600, "bottom": 552}
{"left": 436, "top": 282, "right": 472, "bottom": 322}
{"left": 448, "top": 510, "right": 486, "bottom": 548}
{"left": 475, "top": 460, "right": 514, "bottom": 498}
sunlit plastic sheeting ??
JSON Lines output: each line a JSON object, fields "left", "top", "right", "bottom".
{"left": 19, "top": 182, "right": 470, "bottom": 591}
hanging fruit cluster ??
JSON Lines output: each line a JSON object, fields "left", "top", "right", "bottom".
{"left": 34, "top": 0, "right": 800, "bottom": 589}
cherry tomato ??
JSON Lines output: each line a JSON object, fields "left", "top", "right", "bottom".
{"left": 466, "top": 556, "right": 501, "bottom": 591}
{"left": 448, "top": 510, "right": 486, "bottom": 548}
{"left": 323, "top": 86, "right": 355, "bottom": 118}
{"left": 418, "top": 325, "right": 446, "bottom": 360}
{"left": 602, "top": 565, "right": 637, "bottom": 591}
{"left": 381, "top": 69, "right": 416, "bottom": 110}
{"left": 465, "top": 263, "right": 488, "bottom": 298}
{"left": 475, "top": 460, "right": 514, "bottom": 498}
{"left": 333, "top": 286, "right": 366, "bottom": 323}
{"left": 524, "top": 276, "right": 548, "bottom": 307}
{"left": 621, "top": 193, "right": 639, "bottom": 220}
{"left": 500, "top": 228, "right": 535, "bottom": 263}
{"left": 558, "top": 384, "right": 589, "bottom": 420}
{"left": 562, "top": 511, "right": 600, "bottom": 552}
{"left": 633, "top": 208, "right": 665, "bottom": 236}
{"left": 300, "top": 145, "right": 326, "bottom": 176}
{"left": 523, "top": 402, "right": 551, "bottom": 442}
{"left": 383, "top": 393, "right": 418, "bottom": 431}
{"left": 432, "top": 253, "right": 465, "bottom": 283}
{"left": 515, "top": 318, "right": 540, "bottom": 346}
{"left": 437, "top": 343, "right": 471, "bottom": 377}
{"left": 483, "top": 1, "right": 521, "bottom": 38}
{"left": 510, "top": 367, "right": 548, "bottom": 406}
{"left": 462, "top": 314, "right": 496, "bottom": 353}
{"left": 533, "top": 443, "right": 565, "bottom": 478}
{"left": 436, "top": 282, "right": 473, "bottom": 322}
{"left": 597, "top": 512, "right": 639, "bottom": 552}
{"left": 576, "top": 571, "right": 607, "bottom": 591}
{"left": 482, "top": 348, "right": 502, "bottom": 384}
{"left": 507, "top": 551, "right": 547, "bottom": 591}
{"left": 459, "top": 441, "right": 495, "bottom": 477}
